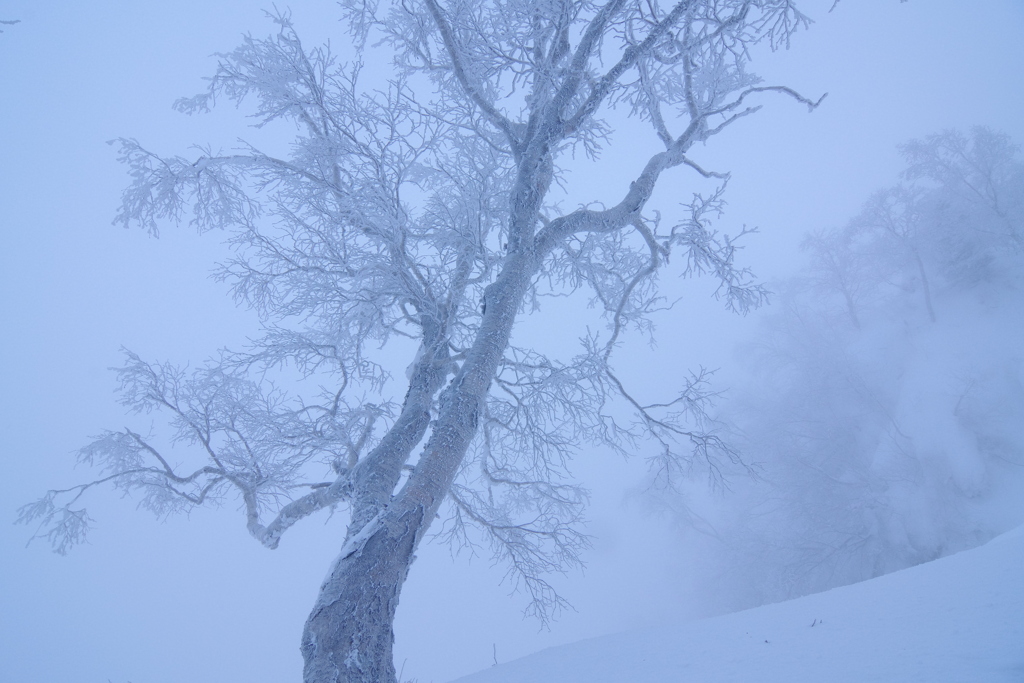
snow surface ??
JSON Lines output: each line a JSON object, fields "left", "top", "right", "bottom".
{"left": 452, "top": 526, "right": 1024, "bottom": 683}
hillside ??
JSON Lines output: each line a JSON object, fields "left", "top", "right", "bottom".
{"left": 453, "top": 526, "right": 1024, "bottom": 683}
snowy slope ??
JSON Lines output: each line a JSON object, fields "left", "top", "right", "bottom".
{"left": 453, "top": 526, "right": 1024, "bottom": 683}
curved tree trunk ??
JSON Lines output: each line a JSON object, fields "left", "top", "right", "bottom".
{"left": 301, "top": 252, "right": 535, "bottom": 683}
{"left": 301, "top": 506, "right": 423, "bottom": 683}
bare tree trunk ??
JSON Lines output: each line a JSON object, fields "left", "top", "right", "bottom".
{"left": 301, "top": 506, "right": 423, "bottom": 683}
{"left": 842, "top": 286, "right": 861, "bottom": 329}
{"left": 301, "top": 253, "right": 535, "bottom": 683}
{"left": 912, "top": 249, "right": 937, "bottom": 323}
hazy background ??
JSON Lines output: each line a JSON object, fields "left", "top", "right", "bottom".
{"left": 2, "top": 2, "right": 1022, "bottom": 682}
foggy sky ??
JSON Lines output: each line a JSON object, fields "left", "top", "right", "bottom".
{"left": 2, "top": 2, "right": 1022, "bottom": 682}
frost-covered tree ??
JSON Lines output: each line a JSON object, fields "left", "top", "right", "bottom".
{"left": 900, "top": 127, "right": 1024, "bottom": 283}
{"left": 805, "top": 127, "right": 1024, "bottom": 328}
{"left": 20, "top": 3, "right": 822, "bottom": 682}
{"left": 801, "top": 225, "right": 874, "bottom": 328}
{"left": 698, "top": 128, "right": 1024, "bottom": 610}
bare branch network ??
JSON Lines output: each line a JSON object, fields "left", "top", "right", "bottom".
{"left": 23, "top": 3, "right": 822, "bottom": 680}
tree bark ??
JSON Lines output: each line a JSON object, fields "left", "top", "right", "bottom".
{"left": 301, "top": 252, "right": 535, "bottom": 683}
{"left": 301, "top": 507, "right": 423, "bottom": 683}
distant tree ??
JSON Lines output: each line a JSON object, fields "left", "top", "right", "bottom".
{"left": 802, "top": 127, "right": 1024, "bottom": 328}
{"left": 20, "top": 3, "right": 823, "bottom": 682}
{"left": 901, "top": 127, "right": 1024, "bottom": 283}
{"left": 801, "top": 225, "right": 873, "bottom": 328}
{"left": 851, "top": 184, "right": 937, "bottom": 321}
{"left": 704, "top": 128, "right": 1024, "bottom": 609}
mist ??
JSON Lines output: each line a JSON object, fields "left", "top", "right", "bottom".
{"left": 668, "top": 127, "right": 1024, "bottom": 615}
{"left": 2, "top": 2, "right": 1022, "bottom": 683}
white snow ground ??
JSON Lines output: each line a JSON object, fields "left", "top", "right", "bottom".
{"left": 453, "top": 526, "right": 1024, "bottom": 683}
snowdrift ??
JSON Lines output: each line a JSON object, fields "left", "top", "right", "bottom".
{"left": 453, "top": 526, "right": 1024, "bottom": 683}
